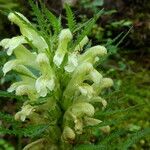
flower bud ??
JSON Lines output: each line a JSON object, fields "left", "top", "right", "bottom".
{"left": 62, "top": 126, "right": 75, "bottom": 141}
{"left": 100, "top": 125, "right": 110, "bottom": 134}
{"left": 71, "top": 102, "right": 95, "bottom": 117}
{"left": 100, "top": 78, "right": 114, "bottom": 88}
{"left": 74, "top": 118, "right": 83, "bottom": 134}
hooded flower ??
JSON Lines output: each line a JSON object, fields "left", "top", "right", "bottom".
{"left": 8, "top": 75, "right": 38, "bottom": 100}
{"left": 53, "top": 29, "right": 73, "bottom": 67}
{"left": 92, "top": 96, "right": 108, "bottom": 108}
{"left": 78, "top": 83, "right": 95, "bottom": 99}
{"left": 63, "top": 101, "right": 102, "bottom": 135}
{"left": 8, "top": 12, "right": 48, "bottom": 53}
{"left": 2, "top": 45, "right": 37, "bottom": 75}
{"left": 35, "top": 53, "right": 55, "bottom": 97}
{"left": 92, "top": 77, "right": 113, "bottom": 95}
{"left": 64, "top": 36, "right": 89, "bottom": 73}
{"left": 89, "top": 69, "right": 103, "bottom": 84}
{"left": 70, "top": 102, "right": 95, "bottom": 117}
{"left": 79, "top": 45, "right": 107, "bottom": 64}
{"left": 0, "top": 36, "right": 26, "bottom": 56}
{"left": 63, "top": 62, "right": 94, "bottom": 109}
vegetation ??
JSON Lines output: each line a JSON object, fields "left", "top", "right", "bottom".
{"left": 0, "top": 0, "right": 149, "bottom": 150}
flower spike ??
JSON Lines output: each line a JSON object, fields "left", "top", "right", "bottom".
{"left": 1, "top": 11, "right": 114, "bottom": 149}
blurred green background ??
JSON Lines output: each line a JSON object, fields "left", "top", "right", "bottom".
{"left": 0, "top": 0, "right": 149, "bottom": 149}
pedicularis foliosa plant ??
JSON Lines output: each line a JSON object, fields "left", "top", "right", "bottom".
{"left": 0, "top": 2, "right": 113, "bottom": 150}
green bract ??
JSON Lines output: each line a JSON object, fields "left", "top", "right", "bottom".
{"left": 0, "top": 12, "right": 113, "bottom": 149}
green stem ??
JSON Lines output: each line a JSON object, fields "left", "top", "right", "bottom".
{"left": 17, "top": 135, "right": 22, "bottom": 150}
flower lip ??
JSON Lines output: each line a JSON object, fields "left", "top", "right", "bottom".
{"left": 2, "top": 60, "right": 19, "bottom": 76}
{"left": 15, "top": 104, "right": 35, "bottom": 121}
{"left": 64, "top": 53, "right": 78, "bottom": 72}
{"left": 35, "top": 76, "right": 55, "bottom": 97}
{"left": 0, "top": 36, "right": 26, "bottom": 56}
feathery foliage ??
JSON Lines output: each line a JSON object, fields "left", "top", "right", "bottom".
{"left": 0, "top": 1, "right": 149, "bottom": 150}
{"left": 65, "top": 3, "right": 76, "bottom": 32}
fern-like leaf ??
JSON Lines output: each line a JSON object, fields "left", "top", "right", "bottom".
{"left": 0, "top": 123, "right": 49, "bottom": 137}
{"left": 119, "top": 128, "right": 150, "bottom": 150}
{"left": 65, "top": 3, "right": 76, "bottom": 32}
{"left": 0, "top": 90, "right": 23, "bottom": 100}
{"left": 0, "top": 112, "right": 20, "bottom": 125}
{"left": 28, "top": 0, "right": 48, "bottom": 34}
{"left": 44, "top": 8, "right": 61, "bottom": 35}
{"left": 71, "top": 9, "right": 104, "bottom": 51}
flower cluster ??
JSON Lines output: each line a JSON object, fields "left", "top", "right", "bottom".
{"left": 0, "top": 12, "right": 113, "bottom": 149}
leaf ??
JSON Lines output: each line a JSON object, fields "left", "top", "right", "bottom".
{"left": 95, "top": 104, "right": 145, "bottom": 117}
{"left": 44, "top": 8, "right": 61, "bottom": 35}
{"left": 0, "top": 112, "right": 19, "bottom": 125}
{"left": 28, "top": 0, "right": 47, "bottom": 33}
{"left": 116, "top": 26, "right": 133, "bottom": 47}
{"left": 71, "top": 9, "right": 104, "bottom": 50}
{"left": 74, "top": 144, "right": 108, "bottom": 150}
{"left": 0, "top": 127, "right": 15, "bottom": 135}
{"left": 26, "top": 1, "right": 51, "bottom": 50}
{"left": 100, "top": 129, "right": 126, "bottom": 145}
{"left": 74, "top": 129, "right": 150, "bottom": 150}
{"left": 0, "top": 90, "right": 23, "bottom": 100}
{"left": 0, "top": 123, "right": 49, "bottom": 137}
{"left": 119, "top": 128, "right": 150, "bottom": 150}
{"left": 65, "top": 3, "right": 76, "bottom": 32}
{"left": 22, "top": 124, "right": 49, "bottom": 138}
